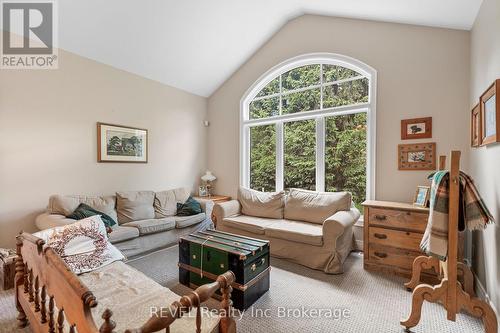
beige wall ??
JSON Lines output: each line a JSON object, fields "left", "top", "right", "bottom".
{"left": 207, "top": 15, "right": 470, "bottom": 202}
{"left": 0, "top": 49, "right": 208, "bottom": 248}
{"left": 469, "top": 0, "right": 500, "bottom": 311}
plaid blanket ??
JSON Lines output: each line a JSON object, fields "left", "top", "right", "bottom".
{"left": 420, "top": 170, "right": 494, "bottom": 260}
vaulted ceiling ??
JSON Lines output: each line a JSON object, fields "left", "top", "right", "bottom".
{"left": 59, "top": 0, "right": 483, "bottom": 97}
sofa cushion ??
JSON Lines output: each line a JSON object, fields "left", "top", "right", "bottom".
{"left": 176, "top": 197, "right": 202, "bottom": 216}
{"left": 116, "top": 191, "right": 155, "bottom": 224}
{"left": 108, "top": 226, "right": 140, "bottom": 243}
{"left": 174, "top": 213, "right": 205, "bottom": 228}
{"left": 238, "top": 187, "right": 284, "bottom": 219}
{"left": 284, "top": 189, "right": 352, "bottom": 224}
{"left": 67, "top": 203, "right": 117, "bottom": 228}
{"left": 79, "top": 261, "right": 220, "bottom": 333}
{"left": 222, "top": 215, "right": 281, "bottom": 235}
{"left": 48, "top": 195, "right": 117, "bottom": 222}
{"left": 123, "top": 217, "right": 175, "bottom": 235}
{"left": 154, "top": 188, "right": 190, "bottom": 218}
{"left": 265, "top": 220, "right": 323, "bottom": 246}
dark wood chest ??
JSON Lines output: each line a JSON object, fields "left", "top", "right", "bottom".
{"left": 179, "top": 229, "right": 270, "bottom": 310}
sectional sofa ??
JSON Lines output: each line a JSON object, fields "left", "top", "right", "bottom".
{"left": 213, "top": 188, "right": 360, "bottom": 274}
{"left": 35, "top": 188, "right": 213, "bottom": 258}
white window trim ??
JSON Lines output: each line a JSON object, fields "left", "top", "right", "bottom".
{"left": 240, "top": 53, "right": 377, "bottom": 200}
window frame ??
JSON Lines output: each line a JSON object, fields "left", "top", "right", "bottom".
{"left": 240, "top": 53, "right": 377, "bottom": 200}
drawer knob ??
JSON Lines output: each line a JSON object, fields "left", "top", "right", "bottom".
{"left": 374, "top": 214, "right": 387, "bottom": 221}
{"left": 374, "top": 233, "right": 387, "bottom": 239}
{"left": 374, "top": 252, "right": 388, "bottom": 258}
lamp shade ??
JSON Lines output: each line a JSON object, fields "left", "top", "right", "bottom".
{"left": 201, "top": 171, "right": 216, "bottom": 182}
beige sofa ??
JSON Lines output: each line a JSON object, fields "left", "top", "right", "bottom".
{"left": 213, "top": 188, "right": 360, "bottom": 274}
{"left": 35, "top": 188, "right": 214, "bottom": 258}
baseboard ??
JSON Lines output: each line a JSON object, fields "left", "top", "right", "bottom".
{"left": 473, "top": 271, "right": 499, "bottom": 320}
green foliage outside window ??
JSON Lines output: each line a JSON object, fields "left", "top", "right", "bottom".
{"left": 250, "top": 125, "right": 276, "bottom": 192}
{"left": 248, "top": 64, "right": 368, "bottom": 208}
{"left": 325, "top": 113, "right": 367, "bottom": 210}
{"left": 284, "top": 120, "right": 316, "bottom": 190}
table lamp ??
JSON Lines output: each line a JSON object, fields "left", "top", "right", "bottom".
{"left": 201, "top": 171, "right": 216, "bottom": 197}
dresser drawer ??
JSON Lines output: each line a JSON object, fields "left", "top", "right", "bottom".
{"left": 368, "top": 207, "right": 428, "bottom": 232}
{"left": 368, "top": 245, "right": 419, "bottom": 270}
{"left": 369, "top": 227, "right": 423, "bottom": 251}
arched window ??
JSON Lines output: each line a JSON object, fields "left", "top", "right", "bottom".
{"left": 240, "top": 53, "right": 376, "bottom": 208}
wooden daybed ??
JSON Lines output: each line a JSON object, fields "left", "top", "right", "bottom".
{"left": 15, "top": 232, "right": 237, "bottom": 333}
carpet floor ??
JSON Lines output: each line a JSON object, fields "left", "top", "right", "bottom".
{"left": 0, "top": 246, "right": 484, "bottom": 333}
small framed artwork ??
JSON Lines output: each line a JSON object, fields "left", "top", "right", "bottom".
{"left": 97, "top": 123, "right": 148, "bottom": 163}
{"left": 401, "top": 117, "right": 432, "bottom": 140}
{"left": 198, "top": 186, "right": 207, "bottom": 197}
{"left": 471, "top": 104, "right": 481, "bottom": 147}
{"left": 413, "top": 186, "right": 430, "bottom": 207}
{"left": 480, "top": 79, "right": 500, "bottom": 146}
{"left": 398, "top": 142, "right": 436, "bottom": 170}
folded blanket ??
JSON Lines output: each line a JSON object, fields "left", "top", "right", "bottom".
{"left": 420, "top": 171, "right": 494, "bottom": 260}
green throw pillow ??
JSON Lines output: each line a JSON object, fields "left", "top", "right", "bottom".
{"left": 176, "top": 197, "right": 202, "bottom": 216}
{"left": 66, "top": 203, "right": 117, "bottom": 228}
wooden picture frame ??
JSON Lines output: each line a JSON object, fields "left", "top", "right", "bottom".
{"left": 398, "top": 142, "right": 436, "bottom": 170}
{"left": 97, "top": 122, "right": 148, "bottom": 163}
{"left": 480, "top": 79, "right": 500, "bottom": 146}
{"left": 413, "top": 186, "right": 430, "bottom": 207}
{"left": 471, "top": 104, "right": 481, "bottom": 148}
{"left": 401, "top": 117, "right": 432, "bottom": 140}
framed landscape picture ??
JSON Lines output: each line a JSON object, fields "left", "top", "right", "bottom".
{"left": 401, "top": 117, "right": 432, "bottom": 140}
{"left": 97, "top": 123, "right": 148, "bottom": 163}
{"left": 471, "top": 104, "right": 480, "bottom": 148}
{"left": 398, "top": 142, "right": 436, "bottom": 170}
{"left": 480, "top": 79, "right": 500, "bottom": 146}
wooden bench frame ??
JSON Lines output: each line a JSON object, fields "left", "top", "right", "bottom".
{"left": 15, "top": 232, "right": 237, "bottom": 333}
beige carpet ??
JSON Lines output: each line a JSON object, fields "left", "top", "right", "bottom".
{"left": 0, "top": 247, "right": 484, "bottom": 333}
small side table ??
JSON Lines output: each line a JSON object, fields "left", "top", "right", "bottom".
{"left": 1, "top": 251, "right": 16, "bottom": 290}
{"left": 194, "top": 195, "right": 231, "bottom": 227}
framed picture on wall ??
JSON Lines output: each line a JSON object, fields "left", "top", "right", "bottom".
{"left": 97, "top": 123, "right": 148, "bottom": 163}
{"left": 480, "top": 79, "right": 500, "bottom": 146}
{"left": 398, "top": 142, "right": 436, "bottom": 170}
{"left": 471, "top": 104, "right": 481, "bottom": 148}
{"left": 401, "top": 117, "right": 432, "bottom": 140}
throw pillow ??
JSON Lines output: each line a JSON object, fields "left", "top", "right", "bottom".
{"left": 176, "top": 196, "right": 202, "bottom": 216}
{"left": 238, "top": 187, "right": 285, "bottom": 219}
{"left": 116, "top": 191, "right": 155, "bottom": 224}
{"left": 33, "top": 215, "right": 124, "bottom": 274}
{"left": 284, "top": 188, "right": 352, "bottom": 224}
{"left": 66, "top": 203, "right": 117, "bottom": 228}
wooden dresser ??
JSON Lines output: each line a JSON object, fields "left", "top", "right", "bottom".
{"left": 362, "top": 200, "right": 431, "bottom": 279}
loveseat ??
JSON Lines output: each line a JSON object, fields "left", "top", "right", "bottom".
{"left": 213, "top": 188, "right": 360, "bottom": 274}
{"left": 35, "top": 188, "right": 214, "bottom": 258}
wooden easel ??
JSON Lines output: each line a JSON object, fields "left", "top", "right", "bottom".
{"left": 401, "top": 151, "right": 498, "bottom": 333}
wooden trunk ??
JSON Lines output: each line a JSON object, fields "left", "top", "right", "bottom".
{"left": 179, "top": 229, "right": 270, "bottom": 310}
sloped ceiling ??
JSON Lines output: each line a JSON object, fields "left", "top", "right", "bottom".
{"left": 58, "top": 0, "right": 482, "bottom": 96}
